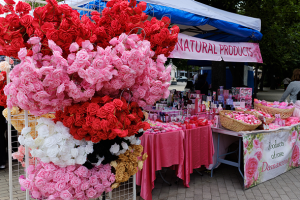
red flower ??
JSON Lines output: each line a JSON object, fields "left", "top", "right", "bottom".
{"left": 92, "top": 118, "right": 102, "bottom": 131}
{"left": 4, "top": 0, "right": 15, "bottom": 5}
{"left": 87, "top": 103, "right": 100, "bottom": 116}
{"left": 77, "top": 128, "right": 88, "bottom": 138}
{"left": 85, "top": 115, "right": 94, "bottom": 127}
{"left": 102, "top": 95, "right": 112, "bottom": 103}
{"left": 63, "top": 116, "right": 75, "bottom": 127}
{"left": 113, "top": 99, "right": 123, "bottom": 110}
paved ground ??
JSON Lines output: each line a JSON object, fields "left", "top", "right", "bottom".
{"left": 0, "top": 85, "right": 295, "bottom": 200}
{"left": 136, "top": 164, "right": 300, "bottom": 200}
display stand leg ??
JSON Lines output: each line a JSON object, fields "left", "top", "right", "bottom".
{"left": 102, "top": 192, "right": 106, "bottom": 200}
{"left": 195, "top": 169, "right": 203, "bottom": 176}
{"left": 211, "top": 133, "right": 220, "bottom": 177}
{"left": 238, "top": 138, "right": 244, "bottom": 179}
{"left": 158, "top": 170, "right": 171, "bottom": 186}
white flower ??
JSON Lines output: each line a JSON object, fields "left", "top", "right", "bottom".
{"left": 71, "top": 148, "right": 79, "bottom": 158}
{"left": 110, "top": 143, "right": 120, "bottom": 154}
{"left": 76, "top": 155, "right": 86, "bottom": 164}
{"left": 43, "top": 136, "right": 57, "bottom": 148}
{"left": 96, "top": 156, "right": 104, "bottom": 166}
{"left": 121, "top": 142, "right": 129, "bottom": 150}
{"left": 34, "top": 137, "right": 44, "bottom": 146}
{"left": 21, "top": 127, "right": 31, "bottom": 136}
{"left": 24, "top": 137, "right": 35, "bottom": 148}
{"left": 136, "top": 139, "right": 141, "bottom": 145}
{"left": 47, "top": 145, "right": 59, "bottom": 158}
{"left": 66, "top": 159, "right": 76, "bottom": 166}
{"left": 85, "top": 142, "right": 94, "bottom": 154}
{"left": 20, "top": 117, "right": 94, "bottom": 167}
{"left": 18, "top": 135, "right": 25, "bottom": 145}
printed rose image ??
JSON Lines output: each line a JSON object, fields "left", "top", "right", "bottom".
{"left": 244, "top": 140, "right": 249, "bottom": 149}
{"left": 254, "top": 150, "right": 263, "bottom": 161}
{"left": 253, "top": 139, "right": 260, "bottom": 149}
{"left": 291, "top": 145, "right": 300, "bottom": 167}
{"left": 245, "top": 157, "right": 259, "bottom": 186}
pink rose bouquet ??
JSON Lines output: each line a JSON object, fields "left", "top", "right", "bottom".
{"left": 19, "top": 161, "right": 115, "bottom": 199}
{"left": 5, "top": 35, "right": 171, "bottom": 115}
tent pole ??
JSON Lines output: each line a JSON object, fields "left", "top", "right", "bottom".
{"left": 254, "top": 63, "right": 258, "bottom": 99}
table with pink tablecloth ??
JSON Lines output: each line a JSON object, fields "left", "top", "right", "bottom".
{"left": 136, "top": 126, "right": 214, "bottom": 200}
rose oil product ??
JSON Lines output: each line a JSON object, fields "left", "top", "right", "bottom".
{"left": 201, "top": 101, "right": 206, "bottom": 112}
{"left": 195, "top": 95, "right": 202, "bottom": 113}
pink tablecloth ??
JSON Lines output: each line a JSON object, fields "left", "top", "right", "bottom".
{"left": 136, "top": 126, "right": 214, "bottom": 200}
{"left": 180, "top": 126, "right": 214, "bottom": 187}
{"left": 136, "top": 130, "right": 185, "bottom": 200}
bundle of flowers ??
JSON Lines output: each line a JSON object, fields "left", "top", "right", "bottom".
{"left": 54, "top": 96, "right": 150, "bottom": 143}
{"left": 110, "top": 144, "right": 147, "bottom": 189}
{"left": 0, "top": 70, "right": 6, "bottom": 107}
{"left": 0, "top": 0, "right": 179, "bottom": 59}
{"left": 5, "top": 35, "right": 171, "bottom": 115}
{"left": 12, "top": 145, "right": 35, "bottom": 167}
{"left": 19, "top": 161, "right": 115, "bottom": 199}
{"left": 2, "top": 107, "right": 55, "bottom": 138}
{"left": 18, "top": 117, "right": 93, "bottom": 167}
{"left": 84, "top": 130, "right": 144, "bottom": 168}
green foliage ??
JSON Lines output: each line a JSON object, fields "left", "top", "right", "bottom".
{"left": 195, "top": 0, "right": 300, "bottom": 82}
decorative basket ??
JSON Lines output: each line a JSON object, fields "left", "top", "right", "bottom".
{"left": 219, "top": 110, "right": 262, "bottom": 132}
{"left": 2, "top": 107, "right": 55, "bottom": 139}
{"left": 254, "top": 102, "right": 294, "bottom": 119}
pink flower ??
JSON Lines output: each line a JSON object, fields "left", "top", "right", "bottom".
{"left": 60, "top": 190, "right": 73, "bottom": 200}
{"left": 244, "top": 140, "right": 249, "bottom": 149}
{"left": 81, "top": 181, "right": 90, "bottom": 191}
{"left": 31, "top": 190, "right": 41, "bottom": 199}
{"left": 245, "top": 157, "right": 258, "bottom": 180}
{"left": 53, "top": 171, "right": 65, "bottom": 182}
{"left": 254, "top": 150, "right": 262, "bottom": 161}
{"left": 86, "top": 188, "right": 97, "bottom": 198}
{"left": 292, "top": 131, "right": 298, "bottom": 140}
{"left": 70, "top": 42, "right": 79, "bottom": 52}
{"left": 18, "top": 47, "right": 27, "bottom": 60}
{"left": 35, "top": 177, "right": 46, "bottom": 188}
{"left": 253, "top": 139, "right": 260, "bottom": 149}
{"left": 19, "top": 178, "right": 31, "bottom": 190}
{"left": 27, "top": 37, "right": 40, "bottom": 45}
{"left": 76, "top": 49, "right": 89, "bottom": 64}
{"left": 292, "top": 145, "right": 300, "bottom": 164}
{"left": 55, "top": 181, "right": 67, "bottom": 191}
{"left": 89, "top": 175, "right": 99, "bottom": 186}
{"left": 108, "top": 174, "right": 115, "bottom": 183}
{"left": 94, "top": 184, "right": 105, "bottom": 193}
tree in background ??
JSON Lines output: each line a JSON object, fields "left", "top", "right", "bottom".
{"left": 194, "top": 0, "right": 300, "bottom": 90}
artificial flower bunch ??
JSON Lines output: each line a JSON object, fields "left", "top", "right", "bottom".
{"left": 0, "top": 0, "right": 179, "bottom": 59}
{"left": 110, "top": 144, "right": 147, "bottom": 189}
{"left": 2, "top": 107, "right": 55, "bottom": 138}
{"left": 0, "top": 70, "right": 7, "bottom": 107}
{"left": 12, "top": 145, "right": 35, "bottom": 167}
{"left": 19, "top": 162, "right": 115, "bottom": 199}
{"left": 83, "top": 130, "right": 144, "bottom": 168}
{"left": 225, "top": 111, "right": 261, "bottom": 125}
{"left": 54, "top": 96, "right": 150, "bottom": 143}
{"left": 5, "top": 35, "right": 171, "bottom": 115}
{"left": 18, "top": 117, "right": 94, "bottom": 167}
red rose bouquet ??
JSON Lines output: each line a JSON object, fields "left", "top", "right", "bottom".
{"left": 0, "top": 0, "right": 179, "bottom": 59}
{"left": 54, "top": 95, "right": 150, "bottom": 143}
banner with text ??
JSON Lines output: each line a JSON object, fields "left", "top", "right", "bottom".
{"left": 170, "top": 33, "right": 263, "bottom": 63}
{"left": 243, "top": 125, "right": 300, "bottom": 189}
